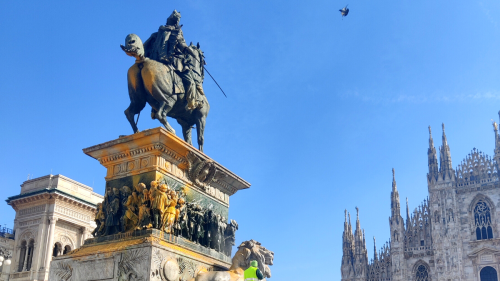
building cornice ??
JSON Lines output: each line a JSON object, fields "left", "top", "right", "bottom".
{"left": 6, "top": 189, "right": 98, "bottom": 211}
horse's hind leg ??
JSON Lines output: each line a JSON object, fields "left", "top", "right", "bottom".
{"left": 177, "top": 119, "right": 193, "bottom": 145}
{"left": 125, "top": 100, "right": 145, "bottom": 133}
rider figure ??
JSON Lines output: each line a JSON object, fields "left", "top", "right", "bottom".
{"left": 144, "top": 10, "right": 205, "bottom": 111}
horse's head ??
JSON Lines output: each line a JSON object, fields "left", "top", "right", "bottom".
{"left": 121, "top": 34, "right": 144, "bottom": 60}
{"left": 187, "top": 43, "right": 205, "bottom": 82}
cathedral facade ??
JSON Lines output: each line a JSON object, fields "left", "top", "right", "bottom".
{"left": 341, "top": 119, "right": 500, "bottom": 281}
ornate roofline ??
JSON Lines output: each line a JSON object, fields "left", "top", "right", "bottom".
{"left": 6, "top": 189, "right": 98, "bottom": 211}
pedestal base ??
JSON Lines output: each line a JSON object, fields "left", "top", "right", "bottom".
{"left": 49, "top": 230, "right": 231, "bottom": 281}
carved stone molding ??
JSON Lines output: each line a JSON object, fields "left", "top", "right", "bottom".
{"left": 118, "top": 249, "right": 148, "bottom": 281}
{"left": 83, "top": 127, "right": 250, "bottom": 197}
{"left": 52, "top": 262, "right": 73, "bottom": 281}
{"left": 19, "top": 230, "right": 36, "bottom": 242}
{"left": 54, "top": 234, "right": 75, "bottom": 249}
{"left": 55, "top": 204, "right": 92, "bottom": 222}
{"left": 18, "top": 219, "right": 42, "bottom": 227}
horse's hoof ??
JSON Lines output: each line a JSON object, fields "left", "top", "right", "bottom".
{"left": 164, "top": 124, "right": 176, "bottom": 134}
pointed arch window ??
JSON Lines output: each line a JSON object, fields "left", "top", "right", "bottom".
{"left": 415, "top": 264, "right": 429, "bottom": 281}
{"left": 474, "top": 200, "right": 493, "bottom": 240}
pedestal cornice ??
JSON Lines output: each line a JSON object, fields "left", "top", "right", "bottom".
{"left": 82, "top": 127, "right": 250, "bottom": 197}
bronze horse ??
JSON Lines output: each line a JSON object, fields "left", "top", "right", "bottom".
{"left": 121, "top": 34, "right": 209, "bottom": 151}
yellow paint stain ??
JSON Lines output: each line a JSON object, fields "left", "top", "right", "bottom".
{"left": 142, "top": 65, "right": 154, "bottom": 95}
{"left": 127, "top": 64, "right": 140, "bottom": 91}
{"left": 66, "top": 239, "right": 145, "bottom": 258}
{"left": 157, "top": 240, "right": 229, "bottom": 267}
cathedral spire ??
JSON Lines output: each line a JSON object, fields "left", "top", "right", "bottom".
{"left": 373, "top": 237, "right": 378, "bottom": 260}
{"left": 354, "top": 207, "right": 367, "bottom": 258}
{"left": 493, "top": 117, "right": 500, "bottom": 170}
{"left": 390, "top": 168, "right": 401, "bottom": 222}
{"left": 355, "top": 207, "right": 361, "bottom": 232}
{"left": 392, "top": 168, "right": 397, "bottom": 191}
{"left": 406, "top": 197, "right": 410, "bottom": 227}
{"left": 439, "top": 123, "right": 454, "bottom": 181}
{"left": 341, "top": 210, "right": 355, "bottom": 278}
{"left": 344, "top": 209, "right": 348, "bottom": 231}
{"left": 428, "top": 126, "right": 438, "bottom": 182}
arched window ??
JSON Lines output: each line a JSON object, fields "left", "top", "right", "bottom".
{"left": 474, "top": 200, "right": 493, "bottom": 240}
{"left": 394, "top": 231, "right": 399, "bottom": 242}
{"left": 480, "top": 266, "right": 498, "bottom": 281}
{"left": 25, "top": 240, "right": 34, "bottom": 271}
{"left": 63, "top": 245, "right": 71, "bottom": 255}
{"left": 415, "top": 264, "right": 429, "bottom": 281}
{"left": 52, "top": 243, "right": 62, "bottom": 257}
{"left": 17, "top": 240, "right": 26, "bottom": 272}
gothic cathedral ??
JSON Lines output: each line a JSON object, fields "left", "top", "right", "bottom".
{"left": 341, "top": 115, "right": 500, "bottom": 281}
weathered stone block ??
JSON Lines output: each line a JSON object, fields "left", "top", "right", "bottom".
{"left": 50, "top": 229, "right": 231, "bottom": 281}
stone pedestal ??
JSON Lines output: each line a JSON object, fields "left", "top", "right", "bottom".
{"left": 49, "top": 229, "right": 231, "bottom": 281}
{"left": 49, "top": 127, "right": 250, "bottom": 281}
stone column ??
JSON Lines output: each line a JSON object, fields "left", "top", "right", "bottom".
{"left": 43, "top": 217, "right": 57, "bottom": 270}
{"left": 82, "top": 228, "right": 90, "bottom": 245}
{"left": 77, "top": 228, "right": 84, "bottom": 248}
{"left": 16, "top": 246, "right": 23, "bottom": 272}
{"left": 11, "top": 224, "right": 20, "bottom": 273}
{"left": 21, "top": 247, "right": 28, "bottom": 271}
{"left": 32, "top": 214, "right": 47, "bottom": 272}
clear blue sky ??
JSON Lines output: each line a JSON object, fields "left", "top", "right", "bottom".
{"left": 1, "top": 0, "right": 500, "bottom": 279}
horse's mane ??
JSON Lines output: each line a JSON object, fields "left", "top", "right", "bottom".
{"left": 229, "top": 240, "right": 274, "bottom": 278}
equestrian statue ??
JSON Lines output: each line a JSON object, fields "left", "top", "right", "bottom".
{"left": 121, "top": 10, "right": 209, "bottom": 151}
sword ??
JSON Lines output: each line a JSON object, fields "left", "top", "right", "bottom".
{"left": 202, "top": 65, "right": 227, "bottom": 98}
{"left": 184, "top": 47, "right": 228, "bottom": 98}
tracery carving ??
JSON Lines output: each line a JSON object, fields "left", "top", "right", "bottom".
{"left": 117, "top": 249, "right": 147, "bottom": 281}
{"left": 19, "top": 231, "right": 35, "bottom": 242}
{"left": 55, "top": 234, "right": 75, "bottom": 249}
{"left": 415, "top": 264, "right": 429, "bottom": 281}
{"left": 456, "top": 149, "right": 498, "bottom": 185}
{"left": 474, "top": 200, "right": 493, "bottom": 240}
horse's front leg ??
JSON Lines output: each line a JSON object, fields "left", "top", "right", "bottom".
{"left": 155, "top": 101, "right": 166, "bottom": 120}
{"left": 195, "top": 114, "right": 206, "bottom": 152}
{"left": 177, "top": 119, "right": 193, "bottom": 145}
{"left": 125, "top": 65, "right": 146, "bottom": 133}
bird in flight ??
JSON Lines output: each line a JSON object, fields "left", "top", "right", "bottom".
{"left": 339, "top": 5, "right": 349, "bottom": 18}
